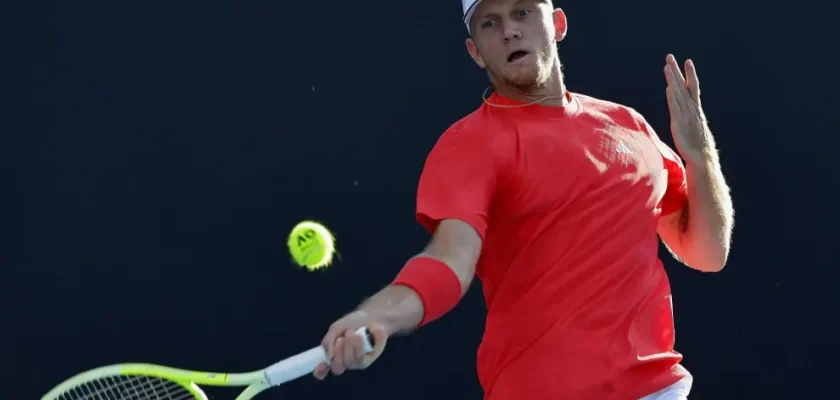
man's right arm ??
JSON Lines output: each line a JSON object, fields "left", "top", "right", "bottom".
{"left": 356, "top": 218, "right": 483, "bottom": 336}
{"left": 313, "top": 218, "right": 482, "bottom": 379}
{"left": 315, "top": 120, "right": 503, "bottom": 379}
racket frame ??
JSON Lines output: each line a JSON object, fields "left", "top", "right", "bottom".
{"left": 41, "top": 363, "right": 268, "bottom": 400}
{"left": 41, "top": 327, "right": 374, "bottom": 400}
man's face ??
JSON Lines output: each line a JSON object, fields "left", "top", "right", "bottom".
{"left": 466, "top": 0, "right": 561, "bottom": 91}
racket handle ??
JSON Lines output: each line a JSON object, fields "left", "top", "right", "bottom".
{"left": 359, "top": 326, "right": 376, "bottom": 352}
{"left": 263, "top": 327, "right": 375, "bottom": 386}
{"left": 334, "top": 326, "right": 376, "bottom": 356}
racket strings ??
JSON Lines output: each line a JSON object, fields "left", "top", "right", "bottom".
{"left": 58, "top": 375, "right": 197, "bottom": 400}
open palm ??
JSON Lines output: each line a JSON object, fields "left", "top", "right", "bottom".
{"left": 664, "top": 54, "right": 713, "bottom": 164}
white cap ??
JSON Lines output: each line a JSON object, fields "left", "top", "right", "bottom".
{"left": 462, "top": 0, "right": 485, "bottom": 34}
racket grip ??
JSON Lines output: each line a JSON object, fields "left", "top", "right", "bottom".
{"left": 358, "top": 326, "right": 376, "bottom": 353}
{"left": 263, "top": 327, "right": 376, "bottom": 387}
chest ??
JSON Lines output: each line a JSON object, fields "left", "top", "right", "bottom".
{"left": 500, "top": 117, "right": 669, "bottom": 216}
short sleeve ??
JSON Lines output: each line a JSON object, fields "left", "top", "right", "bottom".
{"left": 637, "top": 114, "right": 688, "bottom": 216}
{"left": 658, "top": 143, "right": 688, "bottom": 216}
{"left": 416, "top": 121, "right": 505, "bottom": 240}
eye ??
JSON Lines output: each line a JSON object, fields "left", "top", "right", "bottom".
{"left": 481, "top": 20, "right": 495, "bottom": 29}
{"left": 517, "top": 9, "right": 531, "bottom": 17}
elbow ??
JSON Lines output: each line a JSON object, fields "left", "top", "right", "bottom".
{"left": 690, "top": 247, "right": 729, "bottom": 273}
{"left": 436, "top": 254, "right": 478, "bottom": 293}
{"left": 696, "top": 260, "right": 726, "bottom": 273}
{"left": 674, "top": 227, "right": 730, "bottom": 273}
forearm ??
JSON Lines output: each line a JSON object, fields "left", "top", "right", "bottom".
{"left": 353, "top": 219, "right": 480, "bottom": 335}
{"left": 682, "top": 149, "right": 734, "bottom": 271}
{"left": 358, "top": 251, "right": 473, "bottom": 335}
{"left": 358, "top": 284, "right": 424, "bottom": 336}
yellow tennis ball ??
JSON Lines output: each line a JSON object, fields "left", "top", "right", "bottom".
{"left": 287, "top": 221, "right": 336, "bottom": 271}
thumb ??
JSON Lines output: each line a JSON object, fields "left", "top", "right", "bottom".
{"left": 369, "top": 323, "right": 390, "bottom": 347}
{"left": 361, "top": 323, "right": 390, "bottom": 367}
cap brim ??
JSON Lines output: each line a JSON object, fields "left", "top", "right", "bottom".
{"left": 463, "top": 0, "right": 484, "bottom": 33}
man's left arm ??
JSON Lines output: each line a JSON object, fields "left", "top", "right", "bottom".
{"left": 656, "top": 54, "right": 735, "bottom": 273}
{"left": 658, "top": 150, "right": 734, "bottom": 272}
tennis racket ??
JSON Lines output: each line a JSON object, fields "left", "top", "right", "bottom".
{"left": 41, "top": 327, "right": 376, "bottom": 400}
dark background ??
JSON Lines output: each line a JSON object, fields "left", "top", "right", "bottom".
{"left": 12, "top": 0, "right": 828, "bottom": 399}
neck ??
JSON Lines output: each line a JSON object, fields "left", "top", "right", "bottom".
{"left": 494, "top": 60, "right": 568, "bottom": 107}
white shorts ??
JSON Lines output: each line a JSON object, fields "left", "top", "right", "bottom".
{"left": 638, "top": 371, "right": 693, "bottom": 400}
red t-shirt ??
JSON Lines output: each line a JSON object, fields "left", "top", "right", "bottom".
{"left": 416, "top": 91, "right": 690, "bottom": 400}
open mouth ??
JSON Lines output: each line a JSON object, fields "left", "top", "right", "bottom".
{"left": 507, "top": 51, "right": 529, "bottom": 62}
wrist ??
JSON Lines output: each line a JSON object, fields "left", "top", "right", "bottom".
{"left": 357, "top": 285, "right": 423, "bottom": 335}
{"left": 392, "top": 256, "right": 463, "bottom": 327}
{"left": 684, "top": 147, "right": 719, "bottom": 171}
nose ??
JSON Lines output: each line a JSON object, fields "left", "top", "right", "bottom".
{"left": 502, "top": 21, "right": 522, "bottom": 41}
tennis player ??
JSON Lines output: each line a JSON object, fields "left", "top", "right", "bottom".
{"left": 313, "top": 0, "right": 734, "bottom": 399}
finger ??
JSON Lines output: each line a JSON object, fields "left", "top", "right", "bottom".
{"left": 347, "top": 330, "right": 365, "bottom": 367}
{"left": 322, "top": 323, "right": 344, "bottom": 359}
{"left": 667, "top": 55, "right": 692, "bottom": 110}
{"left": 313, "top": 363, "right": 329, "bottom": 380}
{"left": 664, "top": 67, "right": 680, "bottom": 110}
{"left": 343, "top": 330, "right": 359, "bottom": 369}
{"left": 663, "top": 63, "right": 676, "bottom": 88}
{"left": 685, "top": 59, "right": 700, "bottom": 103}
{"left": 665, "top": 65, "right": 689, "bottom": 111}
{"left": 666, "top": 54, "right": 687, "bottom": 87}
{"left": 330, "top": 337, "right": 346, "bottom": 375}
{"left": 666, "top": 86, "right": 681, "bottom": 118}
{"left": 663, "top": 64, "right": 682, "bottom": 101}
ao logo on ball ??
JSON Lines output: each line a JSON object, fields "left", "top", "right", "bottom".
{"left": 295, "top": 229, "right": 319, "bottom": 262}
{"left": 286, "top": 221, "right": 336, "bottom": 271}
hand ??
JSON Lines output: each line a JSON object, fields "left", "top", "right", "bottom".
{"left": 664, "top": 54, "right": 714, "bottom": 164}
{"left": 313, "top": 310, "right": 391, "bottom": 380}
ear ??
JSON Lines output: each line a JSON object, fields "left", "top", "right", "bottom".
{"left": 466, "top": 37, "right": 486, "bottom": 69}
{"left": 552, "top": 8, "right": 567, "bottom": 42}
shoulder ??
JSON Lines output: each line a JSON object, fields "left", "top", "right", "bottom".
{"left": 572, "top": 92, "right": 650, "bottom": 130}
{"left": 439, "top": 106, "right": 509, "bottom": 141}
{"left": 428, "top": 108, "right": 514, "bottom": 163}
